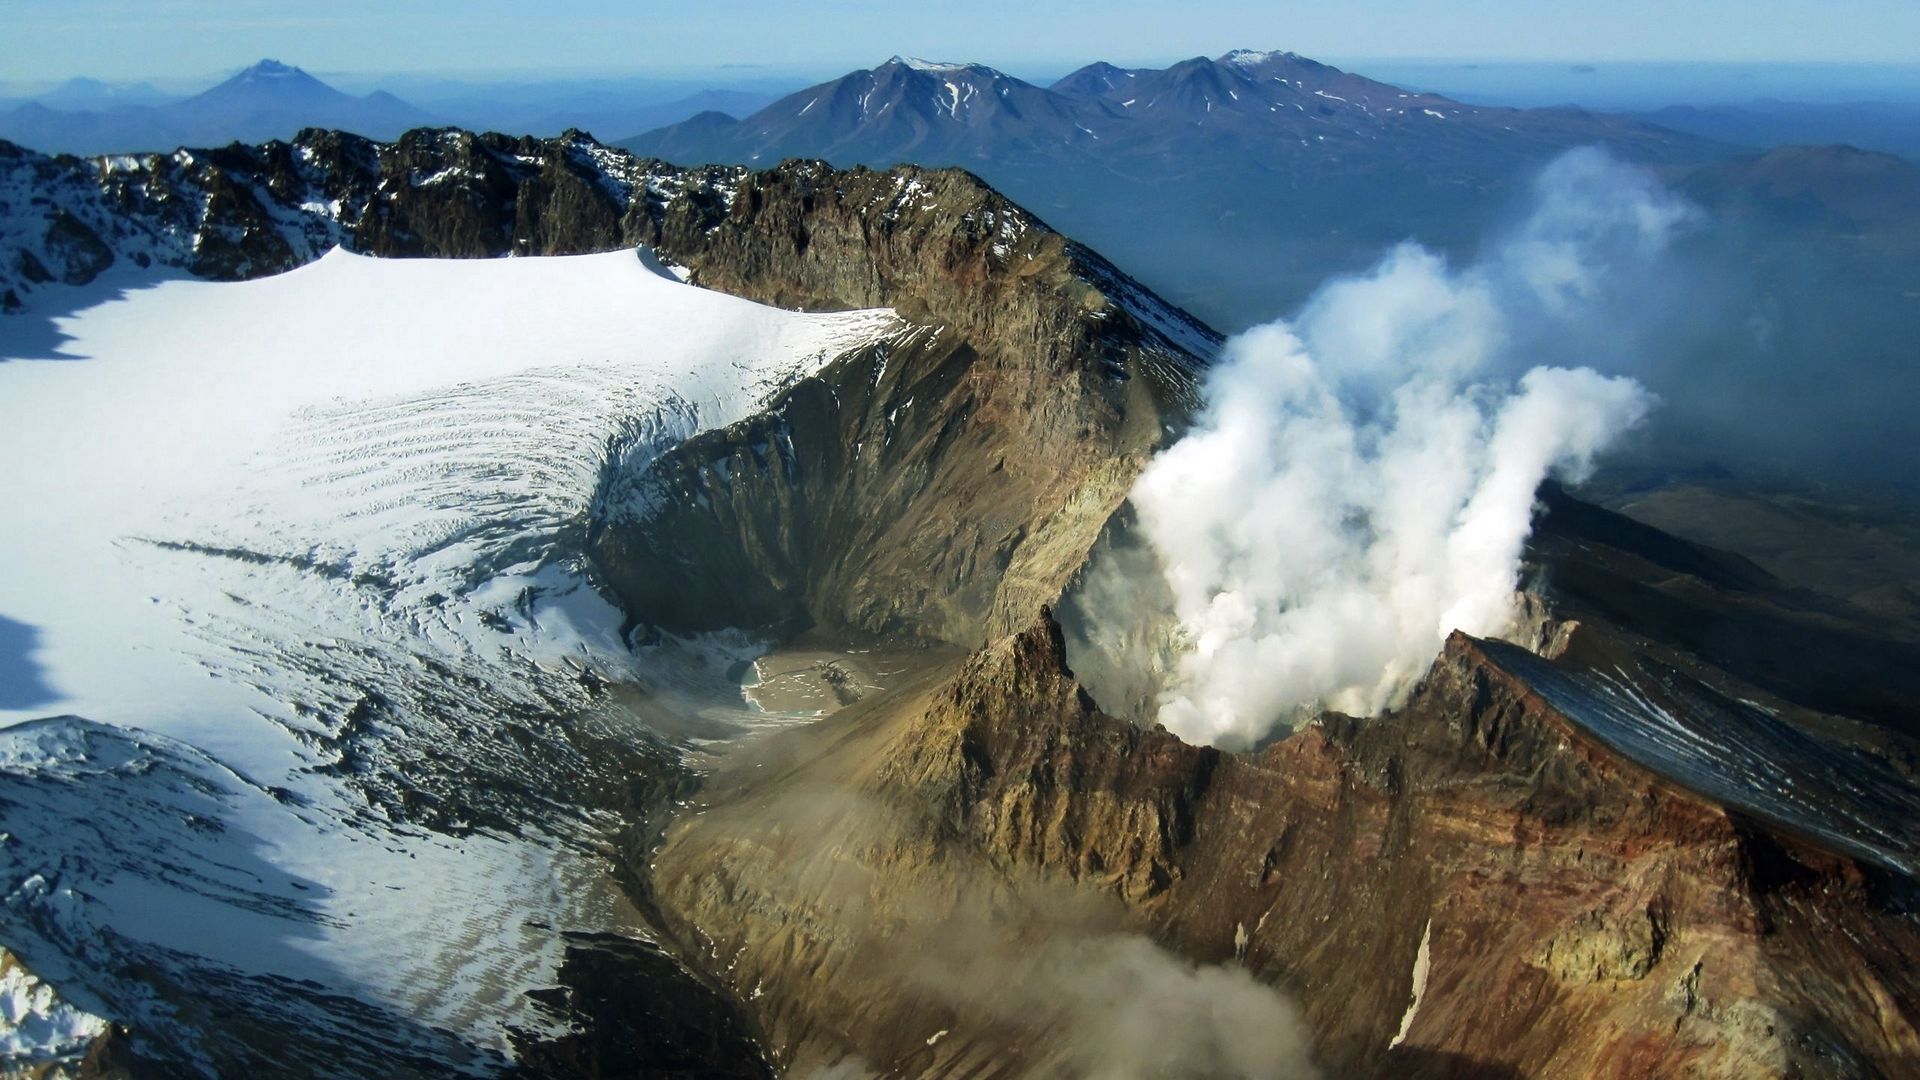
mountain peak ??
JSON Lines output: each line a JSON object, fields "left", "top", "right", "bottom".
{"left": 141, "top": 58, "right": 433, "bottom": 144}
{"left": 190, "top": 58, "right": 345, "bottom": 106}
{"left": 1050, "top": 61, "right": 1143, "bottom": 96}
{"left": 193, "top": 59, "right": 337, "bottom": 102}
{"left": 236, "top": 58, "right": 309, "bottom": 80}
{"left": 887, "top": 55, "right": 977, "bottom": 74}
{"left": 1219, "top": 48, "right": 1298, "bottom": 67}
{"left": 876, "top": 56, "right": 1025, "bottom": 87}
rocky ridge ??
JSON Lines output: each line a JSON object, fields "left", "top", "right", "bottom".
{"left": 588, "top": 162, "right": 1214, "bottom": 647}
{"left": 0, "top": 127, "right": 736, "bottom": 311}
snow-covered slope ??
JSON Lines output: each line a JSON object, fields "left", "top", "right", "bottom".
{"left": 0, "top": 247, "right": 900, "bottom": 1072}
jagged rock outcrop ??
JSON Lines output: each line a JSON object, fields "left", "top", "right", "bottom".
{"left": 589, "top": 165, "right": 1213, "bottom": 645}
{"left": 0, "top": 129, "right": 715, "bottom": 302}
{"left": 0, "top": 128, "right": 748, "bottom": 308}
{"left": 879, "top": 613, "right": 1219, "bottom": 903}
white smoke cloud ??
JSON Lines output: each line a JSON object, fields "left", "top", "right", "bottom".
{"left": 1132, "top": 148, "right": 1685, "bottom": 746}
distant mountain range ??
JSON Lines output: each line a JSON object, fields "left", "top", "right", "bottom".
{"left": 0, "top": 60, "right": 435, "bottom": 154}
{"left": 1634, "top": 99, "right": 1920, "bottom": 164}
{"left": 623, "top": 50, "right": 1724, "bottom": 328}
{"left": 627, "top": 50, "right": 1702, "bottom": 170}
{"left": 0, "top": 61, "right": 786, "bottom": 157}
{"left": 483, "top": 87, "right": 781, "bottom": 143}
{"left": 31, "top": 76, "right": 175, "bottom": 110}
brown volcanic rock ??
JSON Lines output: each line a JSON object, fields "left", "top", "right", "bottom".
{"left": 646, "top": 612, "right": 1920, "bottom": 1078}
{"left": 590, "top": 164, "right": 1213, "bottom": 646}
{"left": 879, "top": 612, "right": 1221, "bottom": 904}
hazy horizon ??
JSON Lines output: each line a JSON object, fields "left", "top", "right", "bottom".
{"left": 8, "top": 54, "right": 1920, "bottom": 116}
{"left": 4, "top": 0, "right": 1920, "bottom": 86}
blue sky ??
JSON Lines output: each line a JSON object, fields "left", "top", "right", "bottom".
{"left": 4, "top": 0, "right": 1919, "bottom": 83}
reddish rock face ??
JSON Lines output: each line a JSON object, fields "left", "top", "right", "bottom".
{"left": 647, "top": 608, "right": 1920, "bottom": 1078}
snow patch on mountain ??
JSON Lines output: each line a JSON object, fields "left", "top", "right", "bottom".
{"left": 895, "top": 57, "right": 973, "bottom": 74}
{"left": 1, "top": 945, "right": 108, "bottom": 1065}
{"left": 1221, "top": 49, "right": 1294, "bottom": 68}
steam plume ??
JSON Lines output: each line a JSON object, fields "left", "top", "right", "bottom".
{"left": 1134, "top": 148, "right": 1681, "bottom": 746}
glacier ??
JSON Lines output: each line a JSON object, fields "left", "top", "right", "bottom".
{"left": 0, "top": 247, "right": 900, "bottom": 1071}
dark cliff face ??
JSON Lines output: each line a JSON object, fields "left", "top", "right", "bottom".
{"left": 588, "top": 164, "right": 1212, "bottom": 646}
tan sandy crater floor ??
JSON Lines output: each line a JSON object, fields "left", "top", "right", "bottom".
{"left": 738, "top": 638, "right": 941, "bottom": 717}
